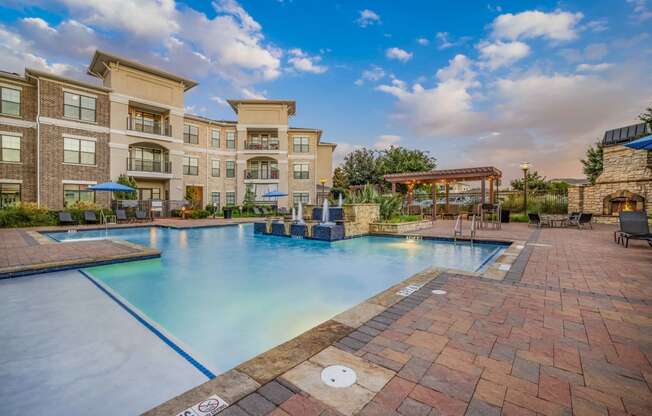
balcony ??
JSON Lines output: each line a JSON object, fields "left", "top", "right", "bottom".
{"left": 127, "top": 116, "right": 172, "bottom": 137}
{"left": 245, "top": 169, "right": 279, "bottom": 180}
{"left": 244, "top": 141, "right": 280, "bottom": 151}
{"left": 126, "top": 157, "right": 173, "bottom": 179}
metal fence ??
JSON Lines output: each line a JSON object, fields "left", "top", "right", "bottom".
{"left": 112, "top": 199, "right": 189, "bottom": 217}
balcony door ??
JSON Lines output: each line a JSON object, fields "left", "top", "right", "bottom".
{"left": 130, "top": 146, "right": 168, "bottom": 172}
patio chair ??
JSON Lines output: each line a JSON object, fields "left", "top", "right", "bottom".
{"left": 115, "top": 209, "right": 129, "bottom": 223}
{"left": 83, "top": 210, "right": 99, "bottom": 224}
{"left": 253, "top": 207, "right": 263, "bottom": 216}
{"left": 135, "top": 210, "right": 149, "bottom": 222}
{"left": 58, "top": 211, "right": 76, "bottom": 226}
{"left": 617, "top": 211, "right": 652, "bottom": 248}
{"left": 567, "top": 212, "right": 580, "bottom": 225}
{"left": 568, "top": 213, "right": 593, "bottom": 230}
{"left": 527, "top": 213, "right": 548, "bottom": 228}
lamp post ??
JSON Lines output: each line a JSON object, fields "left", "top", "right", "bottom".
{"left": 520, "top": 162, "right": 530, "bottom": 213}
{"left": 319, "top": 178, "right": 327, "bottom": 205}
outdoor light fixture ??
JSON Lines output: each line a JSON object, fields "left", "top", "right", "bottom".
{"left": 520, "top": 162, "right": 530, "bottom": 213}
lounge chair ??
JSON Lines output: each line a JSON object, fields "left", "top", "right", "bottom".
{"left": 617, "top": 211, "right": 652, "bottom": 248}
{"left": 84, "top": 210, "right": 99, "bottom": 224}
{"left": 115, "top": 209, "right": 129, "bottom": 223}
{"left": 253, "top": 207, "right": 263, "bottom": 216}
{"left": 527, "top": 213, "right": 548, "bottom": 228}
{"left": 568, "top": 213, "right": 593, "bottom": 230}
{"left": 58, "top": 211, "right": 76, "bottom": 226}
{"left": 135, "top": 210, "right": 149, "bottom": 222}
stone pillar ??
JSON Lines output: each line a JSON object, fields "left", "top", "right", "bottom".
{"left": 480, "top": 178, "right": 486, "bottom": 204}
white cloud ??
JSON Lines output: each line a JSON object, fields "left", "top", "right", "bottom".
{"left": 559, "top": 43, "right": 608, "bottom": 63}
{"left": 435, "top": 32, "right": 454, "bottom": 49}
{"left": 385, "top": 47, "right": 413, "bottom": 62}
{"left": 416, "top": 37, "right": 429, "bottom": 46}
{"left": 287, "top": 48, "right": 328, "bottom": 74}
{"left": 373, "top": 135, "right": 401, "bottom": 149}
{"left": 477, "top": 40, "right": 530, "bottom": 70}
{"left": 356, "top": 9, "right": 381, "bottom": 27}
{"left": 627, "top": 0, "right": 652, "bottom": 22}
{"left": 240, "top": 87, "right": 266, "bottom": 99}
{"left": 354, "top": 65, "right": 386, "bottom": 86}
{"left": 332, "top": 142, "right": 359, "bottom": 167}
{"left": 54, "top": 0, "right": 178, "bottom": 38}
{"left": 376, "top": 54, "right": 482, "bottom": 136}
{"left": 491, "top": 10, "right": 583, "bottom": 41}
{"left": 210, "top": 95, "right": 228, "bottom": 106}
{"left": 576, "top": 63, "right": 613, "bottom": 72}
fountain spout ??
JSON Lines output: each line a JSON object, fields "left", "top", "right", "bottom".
{"left": 297, "top": 202, "right": 305, "bottom": 224}
{"left": 320, "top": 199, "right": 335, "bottom": 226}
{"left": 291, "top": 207, "right": 297, "bottom": 222}
{"left": 338, "top": 193, "right": 343, "bottom": 208}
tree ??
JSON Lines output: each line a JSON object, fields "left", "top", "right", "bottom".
{"left": 331, "top": 167, "right": 349, "bottom": 198}
{"left": 115, "top": 175, "right": 137, "bottom": 200}
{"left": 639, "top": 105, "right": 652, "bottom": 126}
{"left": 376, "top": 146, "right": 436, "bottom": 175}
{"left": 342, "top": 148, "right": 381, "bottom": 186}
{"left": 510, "top": 171, "right": 548, "bottom": 191}
{"left": 581, "top": 141, "right": 603, "bottom": 185}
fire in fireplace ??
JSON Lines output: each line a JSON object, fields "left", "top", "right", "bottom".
{"left": 603, "top": 190, "right": 645, "bottom": 215}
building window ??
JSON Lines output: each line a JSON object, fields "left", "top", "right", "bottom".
{"left": 211, "top": 129, "right": 220, "bottom": 147}
{"left": 293, "top": 192, "right": 310, "bottom": 206}
{"left": 1, "top": 87, "right": 21, "bottom": 116}
{"left": 293, "top": 137, "right": 309, "bottom": 153}
{"left": 183, "top": 156, "right": 199, "bottom": 175}
{"left": 64, "top": 137, "right": 95, "bottom": 165}
{"left": 226, "top": 131, "right": 236, "bottom": 149}
{"left": 210, "top": 192, "right": 220, "bottom": 208}
{"left": 226, "top": 191, "right": 236, "bottom": 206}
{"left": 211, "top": 160, "right": 220, "bottom": 177}
{"left": 63, "top": 184, "right": 95, "bottom": 207}
{"left": 226, "top": 160, "right": 235, "bottom": 178}
{"left": 64, "top": 92, "right": 96, "bottom": 122}
{"left": 293, "top": 163, "right": 310, "bottom": 179}
{"left": 0, "top": 183, "right": 20, "bottom": 208}
{"left": 246, "top": 160, "right": 278, "bottom": 180}
{"left": 184, "top": 124, "right": 199, "bottom": 144}
{"left": 0, "top": 134, "right": 20, "bottom": 162}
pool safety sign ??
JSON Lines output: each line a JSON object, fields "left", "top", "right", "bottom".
{"left": 396, "top": 284, "right": 423, "bottom": 297}
{"left": 176, "top": 395, "right": 228, "bottom": 416}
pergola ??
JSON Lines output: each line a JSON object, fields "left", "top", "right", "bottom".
{"left": 384, "top": 166, "right": 503, "bottom": 210}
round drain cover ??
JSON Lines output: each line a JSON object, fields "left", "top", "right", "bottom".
{"left": 321, "top": 365, "right": 357, "bottom": 388}
{"left": 432, "top": 289, "right": 447, "bottom": 295}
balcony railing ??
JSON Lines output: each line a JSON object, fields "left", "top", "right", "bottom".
{"left": 127, "top": 116, "right": 172, "bottom": 137}
{"left": 244, "top": 141, "right": 280, "bottom": 150}
{"left": 245, "top": 169, "right": 279, "bottom": 180}
{"left": 127, "top": 158, "right": 172, "bottom": 173}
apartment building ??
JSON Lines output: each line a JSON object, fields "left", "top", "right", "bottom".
{"left": 0, "top": 50, "right": 335, "bottom": 210}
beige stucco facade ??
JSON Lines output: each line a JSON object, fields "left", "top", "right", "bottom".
{"left": 0, "top": 50, "right": 336, "bottom": 210}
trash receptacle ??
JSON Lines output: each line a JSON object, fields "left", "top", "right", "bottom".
{"left": 223, "top": 207, "right": 233, "bottom": 219}
{"left": 501, "top": 209, "right": 510, "bottom": 223}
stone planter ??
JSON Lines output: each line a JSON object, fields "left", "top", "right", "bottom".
{"left": 312, "top": 224, "right": 345, "bottom": 241}
{"left": 253, "top": 222, "right": 268, "bottom": 234}
{"left": 290, "top": 223, "right": 308, "bottom": 238}
{"left": 270, "top": 222, "right": 288, "bottom": 236}
{"left": 369, "top": 220, "right": 433, "bottom": 234}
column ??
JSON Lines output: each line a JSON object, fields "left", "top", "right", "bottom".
{"left": 489, "top": 177, "right": 494, "bottom": 204}
{"left": 480, "top": 178, "right": 486, "bottom": 204}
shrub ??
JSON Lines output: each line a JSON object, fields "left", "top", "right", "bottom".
{"left": 345, "top": 184, "right": 403, "bottom": 221}
{"left": 0, "top": 203, "right": 57, "bottom": 228}
{"left": 188, "top": 209, "right": 210, "bottom": 219}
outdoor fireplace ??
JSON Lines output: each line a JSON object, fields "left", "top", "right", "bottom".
{"left": 603, "top": 190, "right": 645, "bottom": 216}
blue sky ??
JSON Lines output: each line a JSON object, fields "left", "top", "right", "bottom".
{"left": 1, "top": 0, "right": 651, "bottom": 181}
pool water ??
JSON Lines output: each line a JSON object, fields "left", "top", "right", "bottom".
{"left": 48, "top": 225, "right": 504, "bottom": 376}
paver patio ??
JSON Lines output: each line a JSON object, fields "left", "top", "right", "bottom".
{"left": 161, "top": 222, "right": 651, "bottom": 416}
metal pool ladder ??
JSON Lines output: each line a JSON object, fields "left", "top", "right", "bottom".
{"left": 100, "top": 211, "right": 117, "bottom": 236}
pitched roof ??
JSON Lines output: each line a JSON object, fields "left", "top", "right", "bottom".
{"left": 88, "top": 50, "right": 198, "bottom": 91}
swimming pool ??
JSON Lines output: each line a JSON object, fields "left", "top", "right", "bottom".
{"left": 48, "top": 225, "right": 505, "bottom": 377}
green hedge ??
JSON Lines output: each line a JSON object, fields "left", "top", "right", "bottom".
{"left": 0, "top": 204, "right": 57, "bottom": 228}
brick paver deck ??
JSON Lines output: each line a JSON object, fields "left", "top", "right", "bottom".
{"left": 166, "top": 223, "right": 652, "bottom": 416}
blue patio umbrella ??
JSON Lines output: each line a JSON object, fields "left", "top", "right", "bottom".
{"left": 625, "top": 134, "right": 652, "bottom": 150}
{"left": 262, "top": 190, "right": 288, "bottom": 198}
{"left": 89, "top": 182, "right": 137, "bottom": 192}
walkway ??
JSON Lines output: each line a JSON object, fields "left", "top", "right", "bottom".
{"left": 0, "top": 270, "right": 207, "bottom": 416}
{"left": 147, "top": 222, "right": 652, "bottom": 416}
